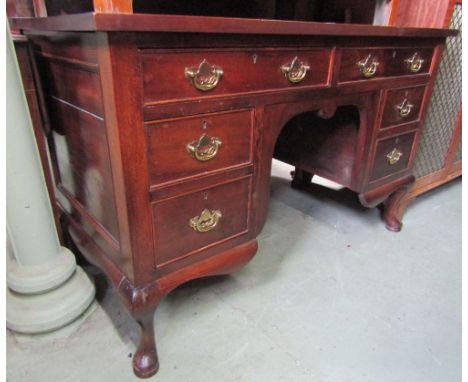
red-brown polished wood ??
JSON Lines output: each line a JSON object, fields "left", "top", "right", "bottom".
{"left": 380, "top": 85, "right": 426, "bottom": 128}
{"left": 146, "top": 109, "right": 254, "bottom": 185}
{"left": 10, "top": 12, "right": 456, "bottom": 37}
{"left": 387, "top": 0, "right": 462, "bottom": 224}
{"left": 10, "top": 12, "right": 455, "bottom": 378}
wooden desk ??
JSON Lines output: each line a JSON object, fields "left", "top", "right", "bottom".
{"left": 10, "top": 13, "right": 455, "bottom": 378}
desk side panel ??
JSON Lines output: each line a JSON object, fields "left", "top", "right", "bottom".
{"left": 28, "top": 32, "right": 135, "bottom": 280}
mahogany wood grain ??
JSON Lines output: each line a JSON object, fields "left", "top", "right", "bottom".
{"left": 65, "top": 207, "right": 258, "bottom": 378}
{"left": 93, "top": 0, "right": 132, "bottom": 13}
{"left": 46, "top": 99, "right": 120, "bottom": 240}
{"left": 13, "top": 41, "right": 35, "bottom": 88}
{"left": 408, "top": 164, "right": 461, "bottom": 198}
{"left": 381, "top": 85, "right": 426, "bottom": 128}
{"left": 339, "top": 47, "right": 433, "bottom": 82}
{"left": 140, "top": 48, "right": 331, "bottom": 104}
{"left": 142, "top": 69, "right": 431, "bottom": 122}
{"left": 150, "top": 166, "right": 253, "bottom": 200}
{"left": 30, "top": 33, "right": 99, "bottom": 64}
{"left": 390, "top": 0, "right": 455, "bottom": 28}
{"left": 369, "top": 131, "right": 416, "bottom": 182}
{"left": 385, "top": 48, "right": 434, "bottom": 75}
{"left": 359, "top": 174, "right": 415, "bottom": 208}
{"left": 102, "top": 33, "right": 156, "bottom": 285}
{"left": 10, "top": 13, "right": 457, "bottom": 37}
{"left": 146, "top": 109, "right": 254, "bottom": 185}
{"left": 35, "top": 56, "right": 102, "bottom": 116}
{"left": 253, "top": 92, "right": 376, "bottom": 236}
{"left": 95, "top": 32, "right": 135, "bottom": 281}
{"left": 132, "top": 309, "right": 159, "bottom": 378}
{"left": 274, "top": 106, "right": 359, "bottom": 188}
{"left": 386, "top": 0, "right": 461, "bottom": 222}
{"left": 10, "top": 13, "right": 455, "bottom": 378}
{"left": 32, "top": 0, "right": 46, "bottom": 17}
{"left": 364, "top": 122, "right": 421, "bottom": 189}
{"left": 7, "top": 0, "right": 35, "bottom": 17}
{"left": 152, "top": 176, "right": 251, "bottom": 267}
{"left": 382, "top": 176, "right": 416, "bottom": 231}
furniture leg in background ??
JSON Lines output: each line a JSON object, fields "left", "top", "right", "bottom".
{"left": 386, "top": 0, "right": 462, "bottom": 223}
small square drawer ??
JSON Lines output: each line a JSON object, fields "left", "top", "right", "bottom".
{"left": 152, "top": 177, "right": 251, "bottom": 267}
{"left": 381, "top": 86, "right": 426, "bottom": 128}
{"left": 146, "top": 109, "right": 253, "bottom": 185}
{"left": 369, "top": 132, "right": 416, "bottom": 182}
{"left": 140, "top": 48, "right": 331, "bottom": 103}
{"left": 339, "top": 48, "right": 433, "bottom": 82}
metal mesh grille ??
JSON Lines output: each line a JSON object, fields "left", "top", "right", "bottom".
{"left": 455, "top": 136, "right": 462, "bottom": 162}
{"left": 413, "top": 4, "right": 462, "bottom": 178}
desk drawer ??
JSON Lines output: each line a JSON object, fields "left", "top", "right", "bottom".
{"left": 381, "top": 86, "right": 426, "bottom": 128}
{"left": 369, "top": 131, "right": 416, "bottom": 182}
{"left": 339, "top": 48, "right": 433, "bottom": 82}
{"left": 140, "top": 48, "right": 331, "bottom": 103}
{"left": 146, "top": 110, "right": 253, "bottom": 185}
{"left": 152, "top": 177, "right": 251, "bottom": 267}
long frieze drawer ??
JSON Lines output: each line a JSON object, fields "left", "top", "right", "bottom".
{"left": 146, "top": 110, "right": 253, "bottom": 185}
{"left": 140, "top": 48, "right": 331, "bottom": 103}
{"left": 339, "top": 48, "right": 433, "bottom": 82}
{"left": 152, "top": 177, "right": 251, "bottom": 267}
{"left": 369, "top": 131, "right": 416, "bottom": 182}
{"left": 381, "top": 86, "right": 426, "bottom": 128}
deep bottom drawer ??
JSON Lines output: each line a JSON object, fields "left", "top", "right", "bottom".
{"left": 152, "top": 176, "right": 251, "bottom": 267}
{"left": 369, "top": 131, "right": 416, "bottom": 182}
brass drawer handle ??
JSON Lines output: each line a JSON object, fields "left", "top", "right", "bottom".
{"left": 189, "top": 208, "right": 222, "bottom": 232}
{"left": 185, "top": 59, "right": 224, "bottom": 91}
{"left": 281, "top": 56, "right": 310, "bottom": 84}
{"left": 187, "top": 134, "right": 222, "bottom": 162}
{"left": 386, "top": 148, "right": 403, "bottom": 165}
{"left": 405, "top": 53, "right": 424, "bottom": 73}
{"left": 395, "top": 98, "right": 414, "bottom": 118}
{"left": 357, "top": 54, "right": 379, "bottom": 78}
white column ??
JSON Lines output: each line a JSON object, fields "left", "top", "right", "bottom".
{"left": 6, "top": 27, "right": 95, "bottom": 333}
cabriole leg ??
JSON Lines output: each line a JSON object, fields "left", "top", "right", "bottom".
{"left": 383, "top": 186, "right": 413, "bottom": 232}
{"left": 359, "top": 175, "right": 415, "bottom": 232}
{"left": 133, "top": 308, "right": 159, "bottom": 378}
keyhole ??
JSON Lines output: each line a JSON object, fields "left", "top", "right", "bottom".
{"left": 252, "top": 53, "right": 258, "bottom": 64}
{"left": 202, "top": 121, "right": 208, "bottom": 130}
{"left": 203, "top": 192, "right": 209, "bottom": 200}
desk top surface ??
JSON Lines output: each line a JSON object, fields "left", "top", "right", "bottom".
{"left": 10, "top": 13, "right": 456, "bottom": 38}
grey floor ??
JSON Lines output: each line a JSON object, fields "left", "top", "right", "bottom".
{"left": 7, "top": 161, "right": 461, "bottom": 382}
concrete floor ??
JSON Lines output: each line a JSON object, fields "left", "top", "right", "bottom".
{"left": 7, "top": 161, "right": 461, "bottom": 382}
